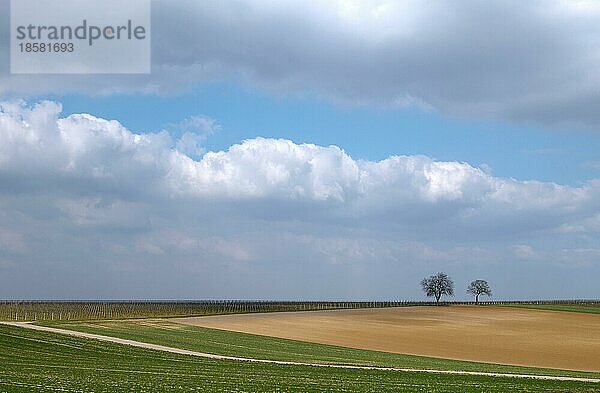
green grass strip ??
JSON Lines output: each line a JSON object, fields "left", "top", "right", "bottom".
{"left": 41, "top": 319, "right": 600, "bottom": 380}
{"left": 497, "top": 303, "right": 600, "bottom": 314}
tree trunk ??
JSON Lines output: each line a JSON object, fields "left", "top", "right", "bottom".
{"left": 475, "top": 294, "right": 479, "bottom": 305}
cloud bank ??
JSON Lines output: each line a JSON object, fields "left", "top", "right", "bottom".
{"left": 2, "top": 1, "right": 600, "bottom": 128}
{"left": 0, "top": 101, "right": 599, "bottom": 299}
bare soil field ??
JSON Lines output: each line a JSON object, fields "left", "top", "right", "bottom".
{"left": 174, "top": 306, "right": 600, "bottom": 372}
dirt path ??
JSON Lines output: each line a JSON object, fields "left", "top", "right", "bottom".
{"left": 2, "top": 321, "right": 598, "bottom": 383}
{"left": 174, "top": 306, "right": 600, "bottom": 373}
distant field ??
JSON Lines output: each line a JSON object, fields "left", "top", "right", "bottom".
{"left": 3, "top": 300, "right": 598, "bottom": 321}
{"left": 173, "top": 306, "right": 600, "bottom": 372}
{"left": 45, "top": 318, "right": 600, "bottom": 380}
{"left": 0, "top": 300, "right": 432, "bottom": 321}
{"left": 2, "top": 324, "right": 599, "bottom": 392}
{"left": 500, "top": 303, "right": 600, "bottom": 314}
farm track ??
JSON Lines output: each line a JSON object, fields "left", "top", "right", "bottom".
{"left": 2, "top": 322, "right": 599, "bottom": 384}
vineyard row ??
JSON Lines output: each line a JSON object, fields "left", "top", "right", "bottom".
{"left": 0, "top": 299, "right": 598, "bottom": 321}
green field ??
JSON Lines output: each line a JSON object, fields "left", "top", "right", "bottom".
{"left": 499, "top": 303, "right": 600, "bottom": 314}
{"left": 1, "top": 324, "right": 599, "bottom": 392}
{"left": 42, "top": 319, "right": 600, "bottom": 380}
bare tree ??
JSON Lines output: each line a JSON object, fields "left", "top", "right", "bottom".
{"left": 420, "top": 272, "right": 454, "bottom": 304}
{"left": 467, "top": 279, "right": 492, "bottom": 304}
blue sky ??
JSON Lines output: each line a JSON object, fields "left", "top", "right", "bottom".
{"left": 1, "top": 1, "right": 600, "bottom": 300}
{"left": 47, "top": 84, "right": 599, "bottom": 186}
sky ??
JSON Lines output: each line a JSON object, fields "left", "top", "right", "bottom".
{"left": 0, "top": 0, "right": 599, "bottom": 300}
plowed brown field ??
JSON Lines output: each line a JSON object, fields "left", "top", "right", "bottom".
{"left": 174, "top": 306, "right": 600, "bottom": 372}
